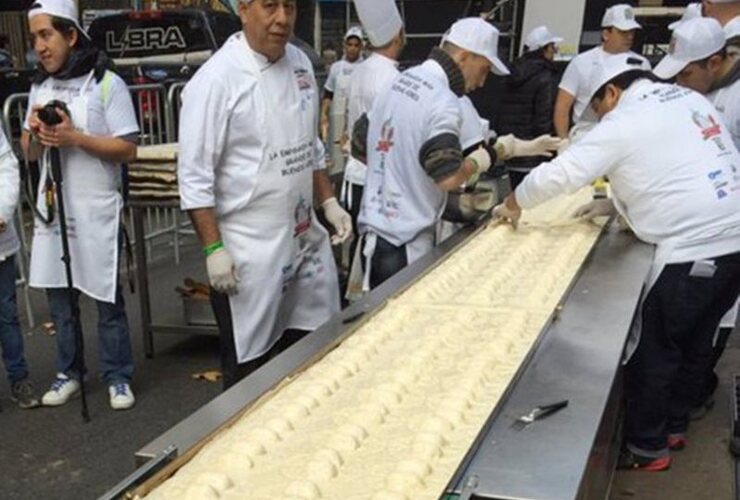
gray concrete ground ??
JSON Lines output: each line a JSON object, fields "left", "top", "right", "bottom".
{"left": 0, "top": 238, "right": 736, "bottom": 499}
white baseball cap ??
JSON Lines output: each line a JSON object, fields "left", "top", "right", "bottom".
{"left": 653, "top": 17, "right": 726, "bottom": 80}
{"left": 602, "top": 4, "right": 642, "bottom": 31}
{"left": 524, "top": 26, "right": 564, "bottom": 52}
{"left": 669, "top": 3, "right": 703, "bottom": 30}
{"left": 28, "top": 0, "right": 90, "bottom": 40}
{"left": 726, "top": 16, "right": 740, "bottom": 41}
{"left": 442, "top": 17, "right": 510, "bottom": 75}
{"left": 353, "top": 0, "right": 403, "bottom": 47}
{"left": 587, "top": 52, "right": 651, "bottom": 104}
{"left": 345, "top": 26, "right": 364, "bottom": 42}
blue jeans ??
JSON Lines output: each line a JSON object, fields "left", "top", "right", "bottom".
{"left": 47, "top": 285, "right": 133, "bottom": 385}
{"left": 0, "top": 256, "right": 29, "bottom": 383}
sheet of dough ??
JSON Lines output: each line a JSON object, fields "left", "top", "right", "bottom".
{"left": 144, "top": 189, "right": 602, "bottom": 500}
{"left": 136, "top": 143, "right": 179, "bottom": 161}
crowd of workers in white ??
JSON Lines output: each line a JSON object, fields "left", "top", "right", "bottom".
{"left": 0, "top": 0, "right": 738, "bottom": 472}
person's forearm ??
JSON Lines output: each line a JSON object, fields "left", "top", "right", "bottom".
{"left": 188, "top": 207, "right": 222, "bottom": 248}
{"left": 436, "top": 159, "right": 477, "bottom": 192}
{"left": 313, "top": 169, "right": 336, "bottom": 206}
{"left": 553, "top": 91, "right": 574, "bottom": 139}
{"left": 320, "top": 98, "right": 332, "bottom": 140}
{"left": 74, "top": 133, "right": 137, "bottom": 163}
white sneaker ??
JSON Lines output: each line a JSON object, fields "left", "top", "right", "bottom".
{"left": 41, "top": 373, "right": 80, "bottom": 406}
{"left": 108, "top": 383, "right": 135, "bottom": 410}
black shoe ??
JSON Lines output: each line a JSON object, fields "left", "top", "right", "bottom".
{"left": 10, "top": 379, "right": 41, "bottom": 409}
{"left": 617, "top": 448, "right": 671, "bottom": 471}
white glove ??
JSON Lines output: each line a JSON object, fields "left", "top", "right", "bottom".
{"left": 557, "top": 138, "right": 570, "bottom": 155}
{"left": 0, "top": 218, "right": 6, "bottom": 234}
{"left": 493, "top": 202, "right": 522, "bottom": 230}
{"left": 206, "top": 247, "right": 240, "bottom": 295}
{"left": 572, "top": 199, "right": 616, "bottom": 221}
{"left": 466, "top": 147, "right": 492, "bottom": 185}
{"left": 496, "top": 134, "right": 565, "bottom": 160}
{"left": 322, "top": 197, "right": 353, "bottom": 245}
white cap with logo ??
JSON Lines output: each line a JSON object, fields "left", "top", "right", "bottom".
{"left": 587, "top": 52, "right": 651, "bottom": 104}
{"left": 345, "top": 26, "right": 364, "bottom": 42}
{"left": 602, "top": 4, "right": 642, "bottom": 31}
{"left": 669, "top": 3, "right": 703, "bottom": 30}
{"left": 352, "top": 0, "right": 403, "bottom": 47}
{"left": 442, "top": 17, "right": 510, "bottom": 75}
{"left": 524, "top": 26, "right": 564, "bottom": 52}
{"left": 27, "top": 0, "right": 90, "bottom": 39}
{"left": 653, "top": 17, "right": 726, "bottom": 80}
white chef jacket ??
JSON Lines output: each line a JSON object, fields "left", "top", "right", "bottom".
{"left": 708, "top": 75, "right": 740, "bottom": 152}
{"left": 559, "top": 46, "right": 649, "bottom": 126}
{"left": 0, "top": 128, "right": 19, "bottom": 260}
{"left": 358, "top": 59, "right": 462, "bottom": 247}
{"left": 344, "top": 52, "right": 400, "bottom": 186}
{"left": 518, "top": 80, "right": 740, "bottom": 263}
{"left": 178, "top": 40, "right": 326, "bottom": 215}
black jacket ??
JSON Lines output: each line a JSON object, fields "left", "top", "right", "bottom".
{"left": 496, "top": 54, "right": 559, "bottom": 171}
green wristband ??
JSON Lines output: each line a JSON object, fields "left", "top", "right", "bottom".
{"left": 203, "top": 241, "right": 225, "bottom": 257}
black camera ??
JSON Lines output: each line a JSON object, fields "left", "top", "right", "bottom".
{"left": 37, "top": 100, "right": 70, "bottom": 126}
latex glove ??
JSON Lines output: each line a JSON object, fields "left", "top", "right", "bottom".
{"left": 496, "top": 134, "right": 565, "bottom": 160}
{"left": 573, "top": 199, "right": 616, "bottom": 221}
{"left": 0, "top": 218, "right": 6, "bottom": 234}
{"left": 557, "top": 138, "right": 570, "bottom": 155}
{"left": 322, "top": 197, "right": 353, "bottom": 245}
{"left": 206, "top": 247, "right": 240, "bottom": 295}
{"left": 466, "top": 147, "right": 493, "bottom": 185}
{"left": 493, "top": 201, "right": 522, "bottom": 230}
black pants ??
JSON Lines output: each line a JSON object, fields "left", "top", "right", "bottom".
{"left": 345, "top": 183, "right": 364, "bottom": 265}
{"left": 362, "top": 235, "right": 408, "bottom": 290}
{"left": 624, "top": 251, "right": 740, "bottom": 454}
{"left": 210, "top": 291, "right": 308, "bottom": 390}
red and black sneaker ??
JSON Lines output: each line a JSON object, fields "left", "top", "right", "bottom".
{"left": 617, "top": 449, "right": 672, "bottom": 471}
{"left": 668, "top": 434, "right": 687, "bottom": 451}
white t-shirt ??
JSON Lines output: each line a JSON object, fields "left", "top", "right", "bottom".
{"left": 344, "top": 52, "right": 400, "bottom": 186}
{"left": 559, "top": 46, "right": 648, "bottom": 125}
{"left": 518, "top": 80, "right": 740, "bottom": 263}
{"left": 359, "top": 59, "right": 462, "bottom": 246}
{"left": 0, "top": 127, "right": 19, "bottom": 259}
{"left": 458, "top": 95, "right": 487, "bottom": 150}
{"left": 708, "top": 77, "right": 740, "bottom": 152}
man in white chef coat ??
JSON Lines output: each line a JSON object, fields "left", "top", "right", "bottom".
{"left": 21, "top": 0, "right": 139, "bottom": 410}
{"left": 494, "top": 53, "right": 740, "bottom": 470}
{"left": 354, "top": 18, "right": 561, "bottom": 290}
{"left": 554, "top": 4, "right": 646, "bottom": 140}
{"left": 342, "top": 0, "right": 405, "bottom": 265}
{"left": 178, "top": 0, "right": 352, "bottom": 389}
{"left": 320, "top": 26, "right": 364, "bottom": 174}
{"left": 653, "top": 15, "right": 740, "bottom": 418}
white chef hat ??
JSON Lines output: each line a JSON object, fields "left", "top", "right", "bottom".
{"left": 524, "top": 26, "right": 564, "bottom": 52}
{"left": 353, "top": 0, "right": 403, "bottom": 47}
{"left": 28, "top": 0, "right": 90, "bottom": 40}
{"left": 442, "top": 17, "right": 510, "bottom": 75}
{"left": 669, "top": 3, "right": 703, "bottom": 30}
{"left": 345, "top": 26, "right": 364, "bottom": 42}
{"left": 602, "top": 4, "right": 642, "bottom": 31}
{"left": 726, "top": 16, "right": 740, "bottom": 41}
{"left": 587, "top": 52, "right": 651, "bottom": 104}
{"left": 653, "top": 17, "right": 726, "bottom": 80}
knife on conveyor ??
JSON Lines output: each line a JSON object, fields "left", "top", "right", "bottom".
{"left": 512, "top": 400, "right": 569, "bottom": 431}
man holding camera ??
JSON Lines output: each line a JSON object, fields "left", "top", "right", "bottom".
{"left": 20, "top": 0, "right": 140, "bottom": 410}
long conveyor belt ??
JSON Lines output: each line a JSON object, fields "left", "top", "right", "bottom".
{"left": 101, "top": 191, "right": 654, "bottom": 500}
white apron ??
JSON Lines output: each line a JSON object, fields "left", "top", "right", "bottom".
{"left": 327, "top": 65, "right": 354, "bottom": 177}
{"left": 30, "top": 71, "right": 121, "bottom": 304}
{"left": 222, "top": 51, "right": 340, "bottom": 363}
